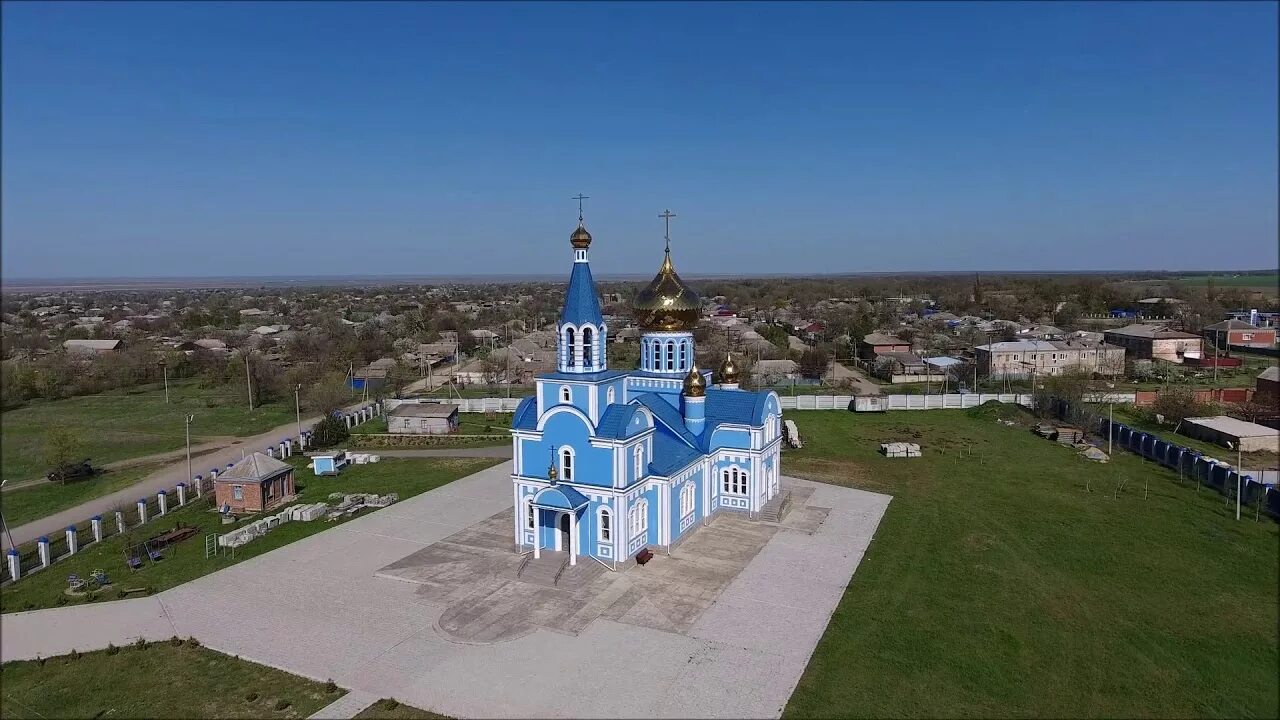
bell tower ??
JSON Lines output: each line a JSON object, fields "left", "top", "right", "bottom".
{"left": 557, "top": 195, "right": 607, "bottom": 374}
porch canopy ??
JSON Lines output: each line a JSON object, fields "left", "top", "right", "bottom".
{"left": 531, "top": 485, "right": 589, "bottom": 512}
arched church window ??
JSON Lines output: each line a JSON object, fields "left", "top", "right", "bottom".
{"left": 525, "top": 499, "right": 536, "bottom": 530}
{"left": 607, "top": 387, "right": 615, "bottom": 405}
{"left": 560, "top": 447, "right": 574, "bottom": 482}
{"left": 598, "top": 508, "right": 612, "bottom": 542}
{"left": 560, "top": 386, "right": 571, "bottom": 403}
{"left": 635, "top": 445, "right": 645, "bottom": 480}
{"left": 679, "top": 342, "right": 687, "bottom": 369}
{"left": 722, "top": 469, "right": 730, "bottom": 494}
{"left": 565, "top": 328, "right": 576, "bottom": 367}
{"left": 582, "top": 327, "right": 593, "bottom": 366}
{"left": 641, "top": 341, "right": 648, "bottom": 369}
{"left": 680, "top": 483, "right": 695, "bottom": 517}
{"left": 666, "top": 341, "right": 675, "bottom": 371}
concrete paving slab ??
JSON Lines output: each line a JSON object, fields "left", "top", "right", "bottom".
{"left": 0, "top": 463, "right": 891, "bottom": 720}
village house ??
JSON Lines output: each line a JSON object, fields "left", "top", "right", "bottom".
{"left": 214, "top": 452, "right": 295, "bottom": 514}
{"left": 62, "top": 339, "right": 121, "bottom": 354}
{"left": 1202, "top": 319, "right": 1277, "bottom": 350}
{"left": 387, "top": 403, "right": 461, "bottom": 435}
{"left": 859, "top": 333, "right": 911, "bottom": 359}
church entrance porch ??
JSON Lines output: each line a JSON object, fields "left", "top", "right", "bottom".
{"left": 557, "top": 513, "right": 571, "bottom": 552}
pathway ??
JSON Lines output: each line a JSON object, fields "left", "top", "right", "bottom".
{"left": 371, "top": 446, "right": 511, "bottom": 459}
{"left": 308, "top": 690, "right": 380, "bottom": 719}
{"left": 827, "top": 362, "right": 882, "bottom": 395}
{"left": 1, "top": 462, "right": 892, "bottom": 719}
{"left": 1, "top": 403, "right": 361, "bottom": 551}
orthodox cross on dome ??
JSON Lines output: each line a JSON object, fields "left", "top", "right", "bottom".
{"left": 659, "top": 209, "right": 677, "bottom": 253}
{"left": 572, "top": 194, "right": 590, "bottom": 224}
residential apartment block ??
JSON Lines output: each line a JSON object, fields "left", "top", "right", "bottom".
{"left": 1103, "top": 324, "right": 1202, "bottom": 364}
{"left": 975, "top": 339, "right": 1125, "bottom": 379}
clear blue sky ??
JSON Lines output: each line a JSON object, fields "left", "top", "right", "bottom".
{"left": 2, "top": 1, "right": 1276, "bottom": 279}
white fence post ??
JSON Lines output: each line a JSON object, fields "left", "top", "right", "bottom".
{"left": 91, "top": 515, "right": 103, "bottom": 543}
{"left": 157, "top": 490, "right": 168, "bottom": 516}
{"left": 65, "top": 525, "right": 79, "bottom": 555}
{"left": 137, "top": 498, "right": 148, "bottom": 525}
{"left": 6, "top": 549, "right": 19, "bottom": 581}
{"left": 177, "top": 483, "right": 187, "bottom": 507}
{"left": 37, "top": 537, "right": 51, "bottom": 568}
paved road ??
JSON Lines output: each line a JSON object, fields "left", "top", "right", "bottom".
{"left": 0, "top": 461, "right": 891, "bottom": 720}
{"left": 1, "top": 403, "right": 362, "bottom": 551}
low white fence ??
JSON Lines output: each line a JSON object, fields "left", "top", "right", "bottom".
{"left": 388, "top": 392, "right": 1140, "bottom": 415}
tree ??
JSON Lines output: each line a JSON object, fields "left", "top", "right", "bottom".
{"left": 798, "top": 348, "right": 830, "bottom": 380}
{"left": 385, "top": 359, "right": 416, "bottom": 399}
{"left": 305, "top": 373, "right": 350, "bottom": 415}
{"left": 1150, "top": 386, "right": 1214, "bottom": 424}
{"left": 310, "top": 414, "right": 350, "bottom": 448}
{"left": 43, "top": 426, "right": 84, "bottom": 480}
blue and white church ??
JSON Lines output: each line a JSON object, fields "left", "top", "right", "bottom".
{"left": 510, "top": 212, "right": 783, "bottom": 567}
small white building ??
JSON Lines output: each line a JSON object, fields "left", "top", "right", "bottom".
{"left": 1182, "top": 416, "right": 1280, "bottom": 454}
{"left": 387, "top": 403, "right": 461, "bottom": 435}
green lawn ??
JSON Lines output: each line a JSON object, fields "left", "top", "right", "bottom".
{"left": 0, "top": 464, "right": 161, "bottom": 528}
{"left": 1, "top": 380, "right": 297, "bottom": 481}
{"left": 0, "top": 641, "right": 342, "bottom": 719}
{"left": 353, "top": 699, "right": 449, "bottom": 719}
{"left": 781, "top": 408, "right": 1278, "bottom": 719}
{"left": 0, "top": 456, "right": 502, "bottom": 613}
{"left": 1173, "top": 272, "right": 1279, "bottom": 289}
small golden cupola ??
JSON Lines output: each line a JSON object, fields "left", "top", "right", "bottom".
{"left": 569, "top": 223, "right": 592, "bottom": 249}
{"left": 717, "top": 352, "right": 740, "bottom": 387}
{"left": 682, "top": 364, "right": 706, "bottom": 397}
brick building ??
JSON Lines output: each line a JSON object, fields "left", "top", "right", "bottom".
{"left": 1202, "top": 320, "right": 1277, "bottom": 350}
{"left": 214, "top": 453, "right": 295, "bottom": 515}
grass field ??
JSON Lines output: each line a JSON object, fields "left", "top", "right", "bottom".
{"left": 1173, "top": 272, "right": 1280, "bottom": 289}
{"left": 780, "top": 407, "right": 1278, "bottom": 719}
{"left": 0, "top": 380, "right": 296, "bottom": 481}
{"left": 0, "top": 642, "right": 341, "bottom": 719}
{"left": 0, "top": 456, "right": 502, "bottom": 613}
{"left": 0, "top": 464, "right": 162, "bottom": 528}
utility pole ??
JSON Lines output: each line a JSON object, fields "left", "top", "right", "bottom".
{"left": 1108, "top": 400, "right": 1114, "bottom": 456}
{"left": 294, "top": 384, "right": 303, "bottom": 443}
{"left": 0, "top": 479, "right": 15, "bottom": 551}
{"left": 185, "top": 414, "right": 194, "bottom": 492}
{"left": 244, "top": 351, "right": 254, "bottom": 411}
{"left": 161, "top": 359, "right": 170, "bottom": 404}
{"left": 1236, "top": 444, "right": 1243, "bottom": 520}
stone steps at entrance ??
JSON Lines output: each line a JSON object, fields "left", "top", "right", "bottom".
{"left": 759, "top": 489, "right": 792, "bottom": 523}
{"left": 518, "top": 552, "right": 567, "bottom": 588}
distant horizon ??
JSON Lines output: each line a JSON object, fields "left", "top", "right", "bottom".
{"left": 3, "top": 268, "right": 1277, "bottom": 294}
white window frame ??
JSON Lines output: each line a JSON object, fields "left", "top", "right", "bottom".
{"left": 525, "top": 498, "right": 536, "bottom": 529}
{"left": 680, "top": 482, "right": 695, "bottom": 518}
{"left": 598, "top": 507, "right": 612, "bottom": 542}
{"left": 565, "top": 327, "right": 576, "bottom": 367}
{"left": 630, "top": 498, "right": 649, "bottom": 537}
{"left": 582, "top": 326, "right": 593, "bottom": 366}
{"left": 634, "top": 445, "right": 645, "bottom": 480}
{"left": 607, "top": 386, "right": 615, "bottom": 405}
{"left": 560, "top": 447, "right": 574, "bottom": 482}
{"left": 232, "top": 484, "right": 244, "bottom": 500}
{"left": 666, "top": 341, "right": 675, "bottom": 371}
{"left": 560, "top": 385, "right": 571, "bottom": 403}
{"left": 721, "top": 467, "right": 747, "bottom": 495}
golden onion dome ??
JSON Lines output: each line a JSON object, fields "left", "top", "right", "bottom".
{"left": 683, "top": 364, "right": 706, "bottom": 397}
{"left": 570, "top": 223, "right": 592, "bottom": 249}
{"left": 634, "top": 249, "right": 701, "bottom": 331}
{"left": 717, "top": 352, "right": 740, "bottom": 385}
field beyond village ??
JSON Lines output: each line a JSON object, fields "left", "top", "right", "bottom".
{"left": 780, "top": 408, "right": 1278, "bottom": 719}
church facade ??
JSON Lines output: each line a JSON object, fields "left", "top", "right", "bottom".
{"left": 510, "top": 215, "right": 783, "bottom": 567}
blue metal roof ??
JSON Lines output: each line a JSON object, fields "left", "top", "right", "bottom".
{"left": 596, "top": 403, "right": 646, "bottom": 440}
{"left": 512, "top": 396, "right": 537, "bottom": 431}
{"left": 650, "top": 430, "right": 703, "bottom": 476}
{"left": 704, "top": 387, "right": 771, "bottom": 428}
{"left": 560, "top": 261, "right": 603, "bottom": 326}
{"left": 532, "top": 484, "right": 590, "bottom": 511}
{"left": 633, "top": 393, "right": 700, "bottom": 449}
{"left": 538, "top": 369, "right": 629, "bottom": 383}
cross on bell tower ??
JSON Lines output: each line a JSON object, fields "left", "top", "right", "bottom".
{"left": 572, "top": 193, "right": 589, "bottom": 224}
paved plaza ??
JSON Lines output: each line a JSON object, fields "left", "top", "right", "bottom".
{"left": 2, "top": 461, "right": 890, "bottom": 719}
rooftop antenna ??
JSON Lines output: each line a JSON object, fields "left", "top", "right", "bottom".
{"left": 572, "top": 193, "right": 589, "bottom": 225}
{"left": 659, "top": 209, "right": 676, "bottom": 253}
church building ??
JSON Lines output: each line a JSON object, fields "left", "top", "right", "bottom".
{"left": 510, "top": 210, "right": 783, "bottom": 567}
